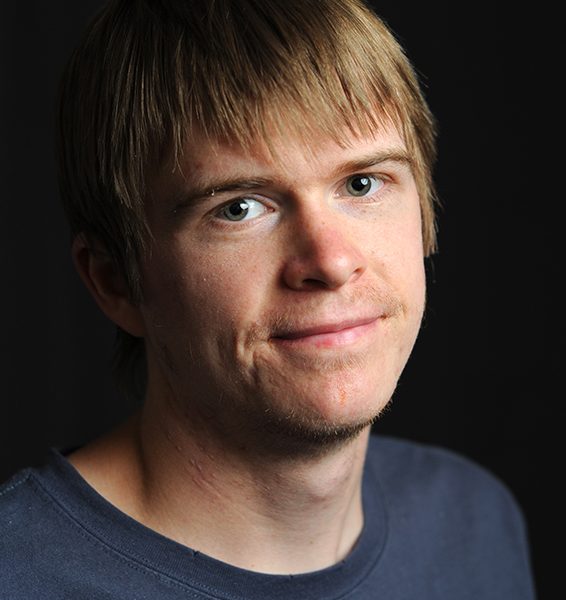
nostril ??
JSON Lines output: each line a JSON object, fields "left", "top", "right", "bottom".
{"left": 281, "top": 221, "right": 368, "bottom": 291}
{"left": 301, "top": 278, "right": 333, "bottom": 290}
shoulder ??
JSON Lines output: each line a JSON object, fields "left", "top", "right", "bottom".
{"left": 1, "top": 469, "right": 38, "bottom": 594}
{"left": 0, "top": 464, "right": 54, "bottom": 542}
{"left": 365, "top": 434, "right": 532, "bottom": 552}
{"left": 367, "top": 433, "right": 520, "bottom": 512}
{"left": 0, "top": 467, "right": 39, "bottom": 528}
{"left": 363, "top": 434, "right": 535, "bottom": 598}
{"left": 0, "top": 459, "right": 80, "bottom": 598}
{"left": 367, "top": 435, "right": 534, "bottom": 585}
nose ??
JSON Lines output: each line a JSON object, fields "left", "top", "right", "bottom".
{"left": 281, "top": 209, "right": 368, "bottom": 291}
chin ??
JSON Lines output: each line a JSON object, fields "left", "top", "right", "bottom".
{"left": 247, "top": 404, "right": 378, "bottom": 459}
{"left": 240, "top": 380, "right": 392, "bottom": 459}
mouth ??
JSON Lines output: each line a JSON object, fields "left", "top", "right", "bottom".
{"left": 271, "top": 316, "right": 382, "bottom": 349}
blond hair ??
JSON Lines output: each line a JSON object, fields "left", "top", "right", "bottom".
{"left": 58, "top": 0, "right": 437, "bottom": 398}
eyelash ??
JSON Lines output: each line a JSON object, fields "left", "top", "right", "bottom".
{"left": 210, "top": 172, "right": 392, "bottom": 227}
{"left": 338, "top": 173, "right": 389, "bottom": 201}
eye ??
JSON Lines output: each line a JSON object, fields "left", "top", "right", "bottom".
{"left": 345, "top": 174, "right": 383, "bottom": 197}
{"left": 219, "top": 198, "right": 267, "bottom": 222}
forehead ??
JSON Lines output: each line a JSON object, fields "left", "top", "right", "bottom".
{"left": 166, "top": 124, "right": 409, "bottom": 190}
{"left": 146, "top": 124, "right": 412, "bottom": 221}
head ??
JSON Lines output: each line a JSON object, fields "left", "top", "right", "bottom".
{"left": 58, "top": 0, "right": 437, "bottom": 446}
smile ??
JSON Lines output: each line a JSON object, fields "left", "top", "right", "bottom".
{"left": 271, "top": 317, "right": 381, "bottom": 349}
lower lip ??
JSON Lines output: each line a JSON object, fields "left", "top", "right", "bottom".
{"left": 272, "top": 319, "right": 380, "bottom": 349}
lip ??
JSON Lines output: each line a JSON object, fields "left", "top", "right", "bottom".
{"left": 272, "top": 316, "right": 381, "bottom": 349}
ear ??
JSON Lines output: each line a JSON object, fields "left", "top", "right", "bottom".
{"left": 71, "top": 234, "right": 146, "bottom": 338}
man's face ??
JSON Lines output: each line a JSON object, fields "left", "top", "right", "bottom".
{"left": 139, "top": 124, "right": 426, "bottom": 451}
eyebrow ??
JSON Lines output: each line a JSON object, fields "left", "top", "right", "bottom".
{"left": 336, "top": 149, "right": 413, "bottom": 177}
{"left": 173, "top": 148, "right": 413, "bottom": 211}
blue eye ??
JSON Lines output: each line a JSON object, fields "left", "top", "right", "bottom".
{"left": 345, "top": 175, "right": 382, "bottom": 197}
{"left": 220, "top": 198, "right": 266, "bottom": 221}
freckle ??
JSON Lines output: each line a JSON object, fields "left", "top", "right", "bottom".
{"left": 339, "top": 387, "right": 347, "bottom": 406}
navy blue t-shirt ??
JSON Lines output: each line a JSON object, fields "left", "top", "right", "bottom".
{"left": 0, "top": 435, "right": 535, "bottom": 599}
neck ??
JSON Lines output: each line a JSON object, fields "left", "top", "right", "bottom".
{"left": 69, "top": 395, "right": 371, "bottom": 575}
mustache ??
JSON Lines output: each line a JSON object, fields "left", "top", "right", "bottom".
{"left": 245, "top": 284, "right": 404, "bottom": 343}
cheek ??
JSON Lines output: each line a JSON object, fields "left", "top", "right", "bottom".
{"left": 396, "top": 220, "right": 426, "bottom": 327}
{"left": 185, "top": 244, "right": 270, "bottom": 310}
{"left": 397, "top": 209, "right": 427, "bottom": 352}
{"left": 372, "top": 199, "right": 426, "bottom": 345}
{"left": 143, "top": 240, "right": 273, "bottom": 339}
{"left": 373, "top": 198, "right": 425, "bottom": 292}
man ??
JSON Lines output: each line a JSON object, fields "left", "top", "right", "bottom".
{"left": 0, "top": 0, "right": 535, "bottom": 598}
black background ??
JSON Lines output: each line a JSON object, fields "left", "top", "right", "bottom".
{"left": 0, "top": 2, "right": 558, "bottom": 598}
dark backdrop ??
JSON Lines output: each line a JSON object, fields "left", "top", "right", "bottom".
{"left": 0, "top": 3, "right": 557, "bottom": 598}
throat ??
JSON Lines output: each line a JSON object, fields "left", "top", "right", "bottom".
{"left": 133, "top": 410, "right": 370, "bottom": 574}
{"left": 69, "top": 405, "right": 370, "bottom": 575}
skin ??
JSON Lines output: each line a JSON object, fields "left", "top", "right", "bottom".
{"left": 70, "top": 123, "right": 426, "bottom": 574}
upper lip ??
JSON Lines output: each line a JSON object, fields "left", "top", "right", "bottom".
{"left": 273, "top": 316, "right": 381, "bottom": 340}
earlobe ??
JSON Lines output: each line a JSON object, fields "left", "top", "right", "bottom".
{"left": 71, "top": 234, "right": 146, "bottom": 338}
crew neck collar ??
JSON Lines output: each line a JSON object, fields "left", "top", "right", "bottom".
{"left": 34, "top": 442, "right": 387, "bottom": 600}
